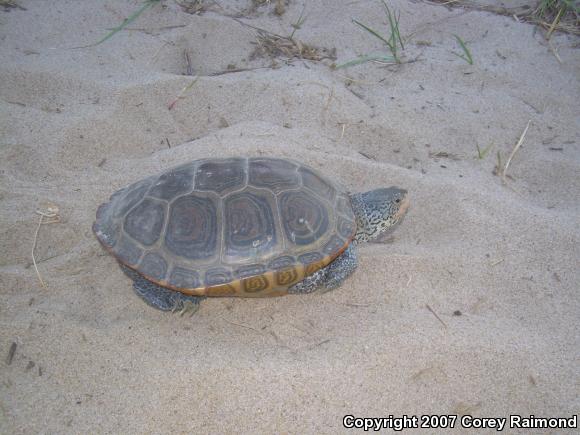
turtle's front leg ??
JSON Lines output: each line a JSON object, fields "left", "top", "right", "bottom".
{"left": 287, "top": 267, "right": 328, "bottom": 294}
{"left": 322, "top": 243, "right": 358, "bottom": 291}
{"left": 287, "top": 243, "right": 358, "bottom": 294}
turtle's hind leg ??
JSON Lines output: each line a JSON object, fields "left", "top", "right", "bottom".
{"left": 120, "top": 265, "right": 205, "bottom": 313}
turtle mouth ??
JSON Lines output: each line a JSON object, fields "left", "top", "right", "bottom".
{"left": 394, "top": 194, "right": 410, "bottom": 221}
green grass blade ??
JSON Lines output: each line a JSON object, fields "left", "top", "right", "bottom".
{"left": 452, "top": 34, "right": 473, "bottom": 65}
{"left": 335, "top": 54, "right": 396, "bottom": 69}
{"left": 476, "top": 143, "right": 494, "bottom": 159}
{"left": 289, "top": 5, "right": 307, "bottom": 39}
{"left": 381, "top": 0, "right": 403, "bottom": 51}
{"left": 95, "top": 0, "right": 160, "bottom": 46}
{"left": 352, "top": 19, "right": 390, "bottom": 47}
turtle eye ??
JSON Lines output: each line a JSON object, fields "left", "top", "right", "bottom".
{"left": 395, "top": 198, "right": 400, "bottom": 203}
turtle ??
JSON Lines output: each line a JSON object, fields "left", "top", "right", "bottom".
{"left": 93, "top": 157, "right": 409, "bottom": 313}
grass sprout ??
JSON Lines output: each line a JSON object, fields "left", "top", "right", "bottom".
{"left": 289, "top": 6, "right": 307, "bottom": 39}
{"left": 476, "top": 143, "right": 494, "bottom": 159}
{"left": 337, "top": 0, "right": 404, "bottom": 69}
{"left": 452, "top": 34, "right": 473, "bottom": 64}
{"left": 94, "top": 0, "right": 161, "bottom": 46}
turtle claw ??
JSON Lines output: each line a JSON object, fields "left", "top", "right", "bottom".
{"left": 175, "top": 300, "right": 201, "bottom": 317}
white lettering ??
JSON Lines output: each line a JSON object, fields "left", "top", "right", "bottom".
{"left": 461, "top": 415, "right": 506, "bottom": 431}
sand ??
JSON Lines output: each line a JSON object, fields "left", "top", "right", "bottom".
{"left": 1, "top": 0, "right": 579, "bottom": 433}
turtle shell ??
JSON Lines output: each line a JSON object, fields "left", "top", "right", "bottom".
{"left": 93, "top": 157, "right": 356, "bottom": 297}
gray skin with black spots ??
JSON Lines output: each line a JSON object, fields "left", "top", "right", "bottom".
{"left": 129, "top": 187, "right": 408, "bottom": 309}
{"left": 121, "top": 265, "right": 206, "bottom": 313}
{"left": 288, "top": 187, "right": 408, "bottom": 294}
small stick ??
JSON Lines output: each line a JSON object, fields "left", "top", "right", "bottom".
{"left": 184, "top": 50, "right": 193, "bottom": 76}
{"left": 546, "top": 6, "right": 564, "bottom": 40}
{"left": 167, "top": 77, "right": 199, "bottom": 110}
{"left": 426, "top": 304, "right": 448, "bottom": 328}
{"left": 502, "top": 120, "right": 531, "bottom": 183}
{"left": 221, "top": 317, "right": 264, "bottom": 335}
{"left": 208, "top": 66, "right": 272, "bottom": 76}
{"left": 7, "top": 342, "right": 17, "bottom": 365}
{"left": 547, "top": 40, "right": 562, "bottom": 64}
{"left": 358, "top": 151, "right": 375, "bottom": 160}
{"left": 345, "top": 302, "right": 372, "bottom": 307}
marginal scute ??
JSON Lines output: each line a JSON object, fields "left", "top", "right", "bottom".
{"left": 124, "top": 198, "right": 166, "bottom": 246}
{"left": 298, "top": 252, "right": 325, "bottom": 276}
{"left": 299, "top": 166, "right": 336, "bottom": 203}
{"left": 168, "top": 267, "right": 201, "bottom": 289}
{"left": 224, "top": 191, "right": 276, "bottom": 262}
{"left": 279, "top": 190, "right": 329, "bottom": 246}
{"left": 275, "top": 268, "right": 299, "bottom": 286}
{"left": 205, "top": 267, "right": 233, "bottom": 286}
{"left": 337, "top": 216, "right": 356, "bottom": 239}
{"left": 206, "top": 283, "right": 237, "bottom": 296}
{"left": 268, "top": 255, "right": 296, "bottom": 270}
{"left": 95, "top": 202, "right": 110, "bottom": 220}
{"left": 93, "top": 204, "right": 118, "bottom": 248}
{"left": 249, "top": 158, "right": 299, "bottom": 193}
{"left": 165, "top": 194, "right": 218, "bottom": 260}
{"left": 115, "top": 236, "right": 143, "bottom": 266}
{"left": 195, "top": 158, "right": 246, "bottom": 194}
{"left": 336, "top": 194, "right": 355, "bottom": 220}
{"left": 323, "top": 235, "right": 345, "bottom": 255}
{"left": 242, "top": 275, "right": 269, "bottom": 293}
{"left": 149, "top": 165, "right": 195, "bottom": 200}
{"left": 139, "top": 252, "right": 167, "bottom": 281}
{"left": 236, "top": 264, "right": 266, "bottom": 278}
{"left": 113, "top": 179, "right": 152, "bottom": 218}
{"left": 298, "top": 252, "right": 323, "bottom": 264}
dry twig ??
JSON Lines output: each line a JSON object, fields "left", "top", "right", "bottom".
{"left": 502, "top": 120, "right": 531, "bottom": 183}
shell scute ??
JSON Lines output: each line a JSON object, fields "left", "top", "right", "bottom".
{"left": 140, "top": 252, "right": 168, "bottom": 281}
{"left": 165, "top": 194, "right": 219, "bottom": 260}
{"left": 279, "top": 190, "right": 329, "bottom": 246}
{"left": 249, "top": 158, "right": 299, "bottom": 193}
{"left": 223, "top": 190, "right": 278, "bottom": 263}
{"left": 124, "top": 198, "right": 166, "bottom": 246}
{"left": 168, "top": 266, "right": 201, "bottom": 289}
{"left": 195, "top": 158, "right": 246, "bottom": 194}
{"left": 148, "top": 165, "right": 195, "bottom": 200}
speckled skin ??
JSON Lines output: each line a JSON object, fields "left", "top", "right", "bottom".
{"left": 129, "top": 187, "right": 408, "bottom": 309}
{"left": 287, "top": 243, "right": 358, "bottom": 294}
{"left": 121, "top": 265, "right": 205, "bottom": 312}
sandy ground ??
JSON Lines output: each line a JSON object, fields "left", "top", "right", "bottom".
{"left": 1, "top": 0, "right": 579, "bottom": 433}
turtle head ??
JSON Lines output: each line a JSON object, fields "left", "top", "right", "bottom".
{"left": 350, "top": 187, "right": 409, "bottom": 243}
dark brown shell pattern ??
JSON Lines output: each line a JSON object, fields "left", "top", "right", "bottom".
{"left": 93, "top": 158, "right": 356, "bottom": 297}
